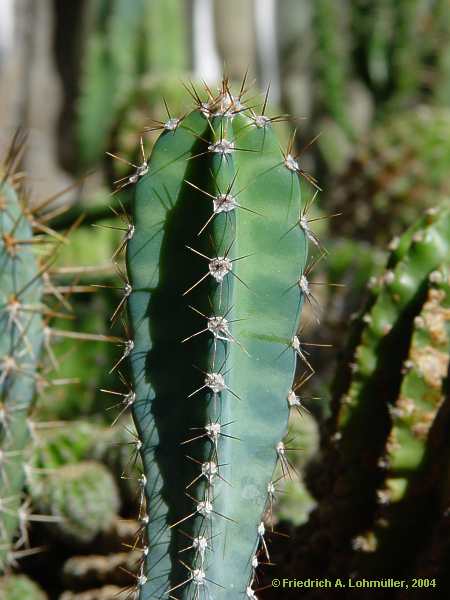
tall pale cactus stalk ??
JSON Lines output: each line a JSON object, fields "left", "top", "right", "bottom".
{"left": 114, "top": 79, "right": 317, "bottom": 599}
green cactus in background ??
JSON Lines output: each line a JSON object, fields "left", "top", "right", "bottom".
{"left": 32, "top": 461, "right": 121, "bottom": 545}
{"left": 0, "top": 135, "right": 120, "bottom": 577}
{"left": 0, "top": 574, "right": 47, "bottom": 600}
{"left": 431, "top": 0, "right": 450, "bottom": 106}
{"left": 383, "top": 269, "right": 450, "bottom": 503}
{"left": 331, "top": 205, "right": 449, "bottom": 531}
{"left": 288, "top": 205, "right": 450, "bottom": 590}
{"left": 28, "top": 417, "right": 141, "bottom": 512}
{"left": 77, "top": 0, "right": 144, "bottom": 166}
{"left": 313, "top": 0, "right": 353, "bottom": 137}
{"left": 92, "top": 417, "right": 143, "bottom": 508}
{"left": 143, "top": 0, "right": 187, "bottom": 74}
{"left": 116, "top": 79, "right": 313, "bottom": 598}
{"left": 30, "top": 421, "right": 101, "bottom": 470}
{"left": 329, "top": 107, "right": 450, "bottom": 245}
{"left": 78, "top": 0, "right": 187, "bottom": 167}
{"left": 0, "top": 173, "right": 45, "bottom": 571}
{"left": 388, "top": 0, "right": 423, "bottom": 109}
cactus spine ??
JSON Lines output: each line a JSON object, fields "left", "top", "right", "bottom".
{"left": 122, "top": 80, "right": 311, "bottom": 598}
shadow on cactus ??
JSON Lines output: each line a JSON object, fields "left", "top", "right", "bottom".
{"left": 329, "top": 107, "right": 450, "bottom": 245}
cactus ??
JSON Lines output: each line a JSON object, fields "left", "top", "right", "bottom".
{"left": 57, "top": 519, "right": 141, "bottom": 599}
{"left": 30, "top": 421, "right": 109, "bottom": 474}
{"left": 77, "top": 0, "right": 144, "bottom": 166}
{"left": 329, "top": 107, "right": 450, "bottom": 245}
{"left": 32, "top": 461, "right": 121, "bottom": 545}
{"left": 388, "top": 0, "right": 423, "bottom": 109}
{"left": 350, "top": 0, "right": 393, "bottom": 95}
{"left": 142, "top": 0, "right": 187, "bottom": 74}
{"left": 27, "top": 420, "right": 140, "bottom": 544}
{"left": 431, "top": 0, "right": 450, "bottom": 105}
{"left": 349, "top": 0, "right": 436, "bottom": 110}
{"left": 63, "top": 551, "right": 139, "bottom": 590}
{"left": 0, "top": 175, "right": 45, "bottom": 571}
{"left": 382, "top": 268, "right": 450, "bottom": 504}
{"left": 287, "top": 205, "right": 450, "bottom": 588}
{"left": 331, "top": 206, "right": 449, "bottom": 527}
{"left": 117, "top": 79, "right": 312, "bottom": 598}
{"left": 313, "top": 0, "right": 353, "bottom": 137}
{"left": 77, "top": 0, "right": 187, "bottom": 167}
{"left": 357, "top": 263, "right": 450, "bottom": 574}
{"left": 59, "top": 586, "right": 125, "bottom": 600}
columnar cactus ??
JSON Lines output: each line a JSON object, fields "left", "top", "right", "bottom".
{"left": 330, "top": 107, "right": 450, "bottom": 245}
{"left": 119, "top": 80, "right": 312, "bottom": 598}
{"left": 313, "top": 0, "right": 353, "bottom": 136}
{"left": 0, "top": 136, "right": 116, "bottom": 575}
{"left": 0, "top": 176, "right": 45, "bottom": 572}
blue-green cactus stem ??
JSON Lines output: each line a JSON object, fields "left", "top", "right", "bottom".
{"left": 126, "top": 85, "right": 309, "bottom": 599}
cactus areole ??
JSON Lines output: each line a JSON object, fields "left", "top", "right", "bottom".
{"left": 125, "top": 81, "right": 310, "bottom": 599}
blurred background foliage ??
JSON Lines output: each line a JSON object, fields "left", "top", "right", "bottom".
{"left": 0, "top": 1, "right": 449, "bottom": 598}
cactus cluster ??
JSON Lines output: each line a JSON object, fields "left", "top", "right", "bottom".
{"left": 0, "top": 574, "right": 47, "bottom": 600}
{"left": 281, "top": 205, "right": 450, "bottom": 596}
{"left": 26, "top": 416, "right": 144, "bottom": 548}
{"left": 98, "top": 77, "right": 321, "bottom": 599}
{"left": 3, "top": 2, "right": 450, "bottom": 594}
{"left": 0, "top": 134, "right": 123, "bottom": 578}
